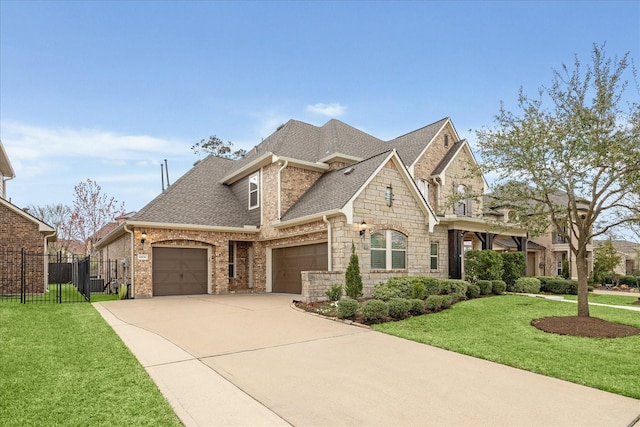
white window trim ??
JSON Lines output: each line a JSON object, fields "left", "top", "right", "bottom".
{"left": 248, "top": 172, "right": 260, "bottom": 210}
{"left": 371, "top": 230, "right": 407, "bottom": 270}
{"left": 430, "top": 242, "right": 438, "bottom": 270}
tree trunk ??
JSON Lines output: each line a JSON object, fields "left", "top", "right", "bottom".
{"left": 576, "top": 247, "right": 590, "bottom": 317}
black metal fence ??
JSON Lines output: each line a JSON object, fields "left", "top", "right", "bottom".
{"left": 0, "top": 249, "right": 126, "bottom": 304}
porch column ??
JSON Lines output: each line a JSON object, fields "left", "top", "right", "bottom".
{"left": 448, "top": 230, "right": 467, "bottom": 279}
{"left": 475, "top": 232, "right": 496, "bottom": 250}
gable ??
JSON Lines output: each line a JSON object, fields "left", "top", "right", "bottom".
{"left": 278, "top": 150, "right": 438, "bottom": 232}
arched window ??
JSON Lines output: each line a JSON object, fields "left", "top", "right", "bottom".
{"left": 455, "top": 184, "right": 467, "bottom": 216}
{"left": 371, "top": 230, "right": 407, "bottom": 270}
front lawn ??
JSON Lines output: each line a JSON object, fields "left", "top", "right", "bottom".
{"left": 0, "top": 303, "right": 182, "bottom": 426}
{"left": 373, "top": 295, "right": 640, "bottom": 399}
{"left": 563, "top": 293, "right": 640, "bottom": 307}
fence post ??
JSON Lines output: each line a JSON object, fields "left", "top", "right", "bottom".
{"left": 20, "top": 248, "right": 26, "bottom": 304}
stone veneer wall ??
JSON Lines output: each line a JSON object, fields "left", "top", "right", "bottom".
{"left": 303, "top": 160, "right": 449, "bottom": 302}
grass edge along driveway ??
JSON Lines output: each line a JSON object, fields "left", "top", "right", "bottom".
{"left": 374, "top": 295, "right": 640, "bottom": 400}
{"left": 0, "top": 302, "right": 182, "bottom": 427}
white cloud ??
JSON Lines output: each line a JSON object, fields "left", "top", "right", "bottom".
{"left": 1, "top": 120, "right": 189, "bottom": 165}
{"left": 306, "top": 103, "right": 347, "bottom": 117}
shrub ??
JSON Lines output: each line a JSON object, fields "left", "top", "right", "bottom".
{"left": 408, "top": 298, "right": 425, "bottom": 315}
{"left": 476, "top": 280, "right": 493, "bottom": 295}
{"left": 361, "top": 299, "right": 389, "bottom": 322}
{"left": 422, "top": 277, "right": 441, "bottom": 296}
{"left": 411, "top": 281, "right": 426, "bottom": 300}
{"left": 425, "top": 295, "right": 445, "bottom": 311}
{"left": 325, "top": 284, "right": 343, "bottom": 302}
{"left": 466, "top": 284, "right": 480, "bottom": 299}
{"left": 119, "top": 283, "right": 128, "bottom": 300}
{"left": 540, "top": 278, "right": 578, "bottom": 295}
{"left": 501, "top": 252, "right": 525, "bottom": 286}
{"left": 337, "top": 298, "right": 359, "bottom": 319}
{"left": 620, "top": 276, "right": 640, "bottom": 288}
{"left": 388, "top": 298, "right": 412, "bottom": 319}
{"left": 491, "top": 280, "right": 507, "bottom": 295}
{"left": 512, "top": 277, "right": 541, "bottom": 294}
{"left": 345, "top": 242, "right": 363, "bottom": 299}
{"left": 441, "top": 295, "right": 455, "bottom": 309}
{"left": 372, "top": 282, "right": 397, "bottom": 301}
{"left": 436, "top": 279, "right": 468, "bottom": 299}
{"left": 465, "top": 250, "right": 504, "bottom": 283}
{"left": 385, "top": 277, "right": 415, "bottom": 299}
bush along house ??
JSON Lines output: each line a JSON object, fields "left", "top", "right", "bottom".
{"left": 94, "top": 117, "right": 530, "bottom": 301}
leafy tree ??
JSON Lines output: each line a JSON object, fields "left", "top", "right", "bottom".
{"left": 501, "top": 251, "right": 526, "bottom": 286}
{"left": 26, "top": 203, "right": 74, "bottom": 254}
{"left": 345, "top": 242, "right": 363, "bottom": 299}
{"left": 71, "top": 179, "right": 126, "bottom": 255}
{"left": 476, "top": 44, "right": 640, "bottom": 317}
{"left": 592, "top": 239, "right": 622, "bottom": 283}
{"left": 191, "top": 135, "right": 246, "bottom": 159}
{"left": 465, "top": 250, "right": 504, "bottom": 283}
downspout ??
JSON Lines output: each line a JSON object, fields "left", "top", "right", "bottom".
{"left": 322, "top": 215, "right": 332, "bottom": 271}
{"left": 277, "top": 160, "right": 289, "bottom": 220}
{"left": 43, "top": 231, "right": 56, "bottom": 292}
{"left": 2, "top": 175, "right": 14, "bottom": 199}
{"left": 124, "top": 224, "right": 135, "bottom": 298}
{"left": 434, "top": 177, "right": 442, "bottom": 215}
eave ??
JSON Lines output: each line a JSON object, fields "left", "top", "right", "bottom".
{"left": 221, "top": 153, "right": 275, "bottom": 185}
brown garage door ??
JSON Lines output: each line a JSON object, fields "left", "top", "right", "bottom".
{"left": 153, "top": 247, "right": 208, "bottom": 296}
{"left": 272, "top": 243, "right": 328, "bottom": 294}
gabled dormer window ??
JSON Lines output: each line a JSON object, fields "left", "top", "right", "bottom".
{"left": 444, "top": 134, "right": 449, "bottom": 147}
{"left": 249, "top": 172, "right": 259, "bottom": 209}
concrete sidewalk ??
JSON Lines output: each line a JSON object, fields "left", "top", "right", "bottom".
{"left": 95, "top": 294, "right": 640, "bottom": 427}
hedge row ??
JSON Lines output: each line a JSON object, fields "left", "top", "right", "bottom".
{"left": 600, "top": 273, "right": 640, "bottom": 287}
{"left": 535, "top": 276, "right": 578, "bottom": 294}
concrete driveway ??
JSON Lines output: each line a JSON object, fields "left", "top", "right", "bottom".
{"left": 95, "top": 294, "right": 640, "bottom": 427}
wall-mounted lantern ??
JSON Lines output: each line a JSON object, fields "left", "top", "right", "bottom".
{"left": 385, "top": 185, "right": 394, "bottom": 207}
{"left": 359, "top": 221, "right": 368, "bottom": 237}
{"left": 141, "top": 231, "right": 147, "bottom": 247}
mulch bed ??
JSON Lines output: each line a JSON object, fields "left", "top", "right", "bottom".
{"left": 531, "top": 316, "right": 640, "bottom": 338}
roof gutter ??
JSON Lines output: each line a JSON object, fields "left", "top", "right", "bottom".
{"left": 221, "top": 152, "right": 274, "bottom": 184}
{"left": 272, "top": 209, "right": 343, "bottom": 229}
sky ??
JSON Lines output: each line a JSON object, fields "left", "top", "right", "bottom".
{"left": 1, "top": 1, "right": 639, "bottom": 217}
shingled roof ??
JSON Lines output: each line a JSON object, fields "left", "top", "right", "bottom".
{"left": 132, "top": 155, "right": 253, "bottom": 227}
{"left": 431, "top": 139, "right": 467, "bottom": 176}
{"left": 236, "top": 119, "right": 387, "bottom": 167}
{"left": 281, "top": 151, "right": 393, "bottom": 221}
{"left": 387, "top": 117, "right": 449, "bottom": 166}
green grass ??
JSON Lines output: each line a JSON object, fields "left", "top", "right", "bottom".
{"left": 0, "top": 303, "right": 182, "bottom": 426}
{"left": 373, "top": 295, "right": 640, "bottom": 399}
{"left": 563, "top": 293, "right": 640, "bottom": 306}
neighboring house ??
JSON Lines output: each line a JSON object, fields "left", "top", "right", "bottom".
{"left": 0, "top": 140, "right": 16, "bottom": 200}
{"left": 485, "top": 191, "right": 594, "bottom": 279}
{"left": 1, "top": 199, "right": 57, "bottom": 295}
{"left": 594, "top": 240, "right": 640, "bottom": 276}
{"left": 95, "top": 117, "right": 528, "bottom": 301}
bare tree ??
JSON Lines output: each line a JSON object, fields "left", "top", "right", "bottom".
{"left": 70, "top": 179, "right": 125, "bottom": 255}
{"left": 25, "top": 203, "right": 74, "bottom": 254}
